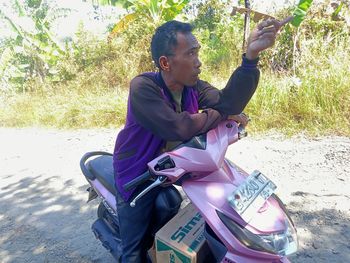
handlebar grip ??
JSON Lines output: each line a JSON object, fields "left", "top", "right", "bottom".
{"left": 123, "top": 170, "right": 152, "bottom": 191}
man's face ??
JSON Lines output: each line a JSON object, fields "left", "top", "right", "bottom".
{"left": 167, "top": 32, "right": 202, "bottom": 87}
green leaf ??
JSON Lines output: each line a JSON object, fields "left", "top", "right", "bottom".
{"left": 0, "top": 48, "right": 14, "bottom": 74}
{"left": 332, "top": 2, "right": 344, "bottom": 19}
{"left": 298, "top": 0, "right": 313, "bottom": 11}
{"left": 291, "top": 0, "right": 313, "bottom": 27}
{"left": 110, "top": 13, "right": 138, "bottom": 35}
{"left": 17, "top": 64, "right": 30, "bottom": 70}
{"left": 14, "top": 0, "right": 26, "bottom": 17}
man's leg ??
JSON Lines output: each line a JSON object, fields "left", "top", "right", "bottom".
{"left": 116, "top": 184, "right": 160, "bottom": 263}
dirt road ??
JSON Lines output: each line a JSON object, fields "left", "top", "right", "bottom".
{"left": 0, "top": 128, "right": 349, "bottom": 263}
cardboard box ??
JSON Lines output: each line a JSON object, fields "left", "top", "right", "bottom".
{"left": 148, "top": 242, "right": 157, "bottom": 263}
{"left": 155, "top": 203, "right": 210, "bottom": 263}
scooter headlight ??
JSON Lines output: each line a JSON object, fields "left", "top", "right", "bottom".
{"left": 259, "top": 218, "right": 298, "bottom": 256}
{"left": 217, "top": 210, "right": 298, "bottom": 256}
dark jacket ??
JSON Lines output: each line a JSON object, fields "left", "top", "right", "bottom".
{"left": 113, "top": 56, "right": 260, "bottom": 201}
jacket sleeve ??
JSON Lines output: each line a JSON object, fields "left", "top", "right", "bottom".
{"left": 130, "top": 77, "right": 225, "bottom": 142}
{"left": 197, "top": 55, "right": 260, "bottom": 115}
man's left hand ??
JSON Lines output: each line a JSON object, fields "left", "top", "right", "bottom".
{"left": 228, "top": 113, "right": 250, "bottom": 128}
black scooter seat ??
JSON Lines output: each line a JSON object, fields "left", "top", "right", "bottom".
{"left": 87, "top": 155, "right": 117, "bottom": 196}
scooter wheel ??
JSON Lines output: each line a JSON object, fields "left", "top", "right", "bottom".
{"left": 97, "top": 202, "right": 107, "bottom": 218}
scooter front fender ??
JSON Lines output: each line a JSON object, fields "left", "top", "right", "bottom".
{"left": 223, "top": 251, "right": 290, "bottom": 263}
{"left": 182, "top": 160, "right": 290, "bottom": 262}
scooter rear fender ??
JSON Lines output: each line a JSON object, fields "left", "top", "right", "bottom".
{"left": 88, "top": 178, "right": 117, "bottom": 211}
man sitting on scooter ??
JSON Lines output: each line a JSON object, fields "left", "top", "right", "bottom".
{"left": 113, "top": 19, "right": 281, "bottom": 262}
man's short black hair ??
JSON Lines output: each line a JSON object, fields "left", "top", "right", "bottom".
{"left": 151, "top": 20, "right": 193, "bottom": 69}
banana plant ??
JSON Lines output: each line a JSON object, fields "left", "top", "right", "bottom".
{"left": 291, "top": 0, "right": 313, "bottom": 27}
{"left": 110, "top": 0, "right": 189, "bottom": 36}
{"left": 0, "top": 0, "right": 70, "bottom": 90}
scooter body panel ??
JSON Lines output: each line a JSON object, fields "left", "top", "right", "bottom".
{"left": 89, "top": 178, "right": 117, "bottom": 212}
{"left": 182, "top": 160, "right": 288, "bottom": 262}
{"left": 80, "top": 121, "right": 297, "bottom": 262}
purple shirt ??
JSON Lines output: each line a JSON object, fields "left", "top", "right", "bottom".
{"left": 113, "top": 72, "right": 199, "bottom": 201}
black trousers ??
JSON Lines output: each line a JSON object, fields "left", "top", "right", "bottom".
{"left": 115, "top": 182, "right": 160, "bottom": 263}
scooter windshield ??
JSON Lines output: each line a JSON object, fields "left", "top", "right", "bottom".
{"left": 172, "top": 133, "right": 207, "bottom": 151}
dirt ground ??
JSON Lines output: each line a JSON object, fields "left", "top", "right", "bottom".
{"left": 0, "top": 127, "right": 349, "bottom": 263}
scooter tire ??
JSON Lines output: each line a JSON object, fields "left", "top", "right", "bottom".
{"left": 97, "top": 202, "right": 107, "bottom": 219}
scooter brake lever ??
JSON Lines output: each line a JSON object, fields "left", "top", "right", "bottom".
{"left": 130, "top": 176, "right": 167, "bottom": 207}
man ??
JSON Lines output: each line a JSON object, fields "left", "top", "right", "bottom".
{"left": 113, "top": 19, "right": 282, "bottom": 262}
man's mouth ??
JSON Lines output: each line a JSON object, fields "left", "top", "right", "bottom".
{"left": 194, "top": 70, "right": 201, "bottom": 77}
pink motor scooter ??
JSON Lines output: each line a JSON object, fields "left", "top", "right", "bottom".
{"left": 80, "top": 120, "right": 298, "bottom": 262}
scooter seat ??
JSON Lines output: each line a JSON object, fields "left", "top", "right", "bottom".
{"left": 87, "top": 155, "right": 117, "bottom": 196}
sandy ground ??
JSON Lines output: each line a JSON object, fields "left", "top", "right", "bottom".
{"left": 0, "top": 127, "right": 349, "bottom": 263}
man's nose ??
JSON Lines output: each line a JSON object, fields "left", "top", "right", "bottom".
{"left": 195, "top": 57, "right": 202, "bottom": 68}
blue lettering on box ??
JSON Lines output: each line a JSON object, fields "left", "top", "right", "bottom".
{"left": 171, "top": 212, "right": 202, "bottom": 243}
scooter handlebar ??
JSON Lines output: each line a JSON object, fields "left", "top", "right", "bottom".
{"left": 123, "top": 170, "right": 153, "bottom": 191}
{"left": 124, "top": 121, "right": 246, "bottom": 192}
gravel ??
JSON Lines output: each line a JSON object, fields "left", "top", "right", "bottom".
{"left": 0, "top": 127, "right": 349, "bottom": 263}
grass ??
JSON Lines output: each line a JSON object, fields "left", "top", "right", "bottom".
{"left": 2, "top": 51, "right": 348, "bottom": 136}
{"left": 1, "top": 37, "right": 349, "bottom": 135}
{"left": 0, "top": 89, "right": 128, "bottom": 129}
{"left": 1, "top": 5, "right": 349, "bottom": 136}
{"left": 247, "top": 72, "right": 350, "bottom": 136}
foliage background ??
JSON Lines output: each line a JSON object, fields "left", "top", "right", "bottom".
{"left": 0, "top": 0, "right": 349, "bottom": 136}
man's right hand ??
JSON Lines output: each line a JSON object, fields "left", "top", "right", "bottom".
{"left": 246, "top": 19, "right": 282, "bottom": 60}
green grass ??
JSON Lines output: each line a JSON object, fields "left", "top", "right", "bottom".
{"left": 2, "top": 54, "right": 348, "bottom": 136}
{"left": 1, "top": 37, "right": 349, "bottom": 135}
{"left": 1, "top": 5, "right": 349, "bottom": 136}
{"left": 0, "top": 89, "right": 128, "bottom": 129}
{"left": 246, "top": 72, "right": 350, "bottom": 136}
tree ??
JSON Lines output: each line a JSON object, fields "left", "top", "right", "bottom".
{"left": 0, "top": 0, "right": 70, "bottom": 91}
{"left": 109, "top": 0, "right": 190, "bottom": 36}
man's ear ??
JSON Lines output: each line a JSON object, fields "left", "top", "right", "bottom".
{"left": 159, "top": 56, "right": 170, "bottom": 71}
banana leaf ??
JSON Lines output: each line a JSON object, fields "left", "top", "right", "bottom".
{"left": 291, "top": 0, "right": 313, "bottom": 27}
{"left": 110, "top": 13, "right": 137, "bottom": 35}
